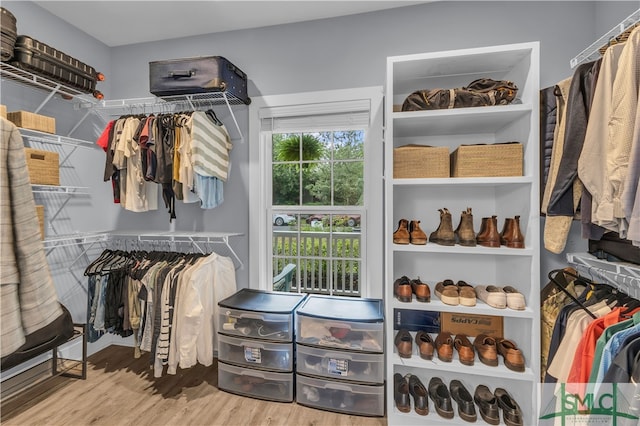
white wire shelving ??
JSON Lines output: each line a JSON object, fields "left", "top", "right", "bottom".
{"left": 566, "top": 252, "right": 640, "bottom": 299}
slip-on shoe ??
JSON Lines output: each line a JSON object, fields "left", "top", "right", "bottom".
{"left": 456, "top": 280, "right": 477, "bottom": 307}
{"left": 393, "top": 373, "right": 411, "bottom": 413}
{"left": 497, "top": 338, "right": 525, "bottom": 372}
{"left": 450, "top": 380, "right": 477, "bottom": 422}
{"left": 435, "top": 331, "right": 454, "bottom": 362}
{"left": 411, "top": 277, "right": 431, "bottom": 302}
{"left": 474, "top": 384, "right": 500, "bottom": 425}
{"left": 454, "top": 334, "right": 475, "bottom": 366}
{"left": 503, "top": 286, "right": 526, "bottom": 310}
{"left": 473, "top": 334, "right": 498, "bottom": 367}
{"left": 494, "top": 388, "right": 523, "bottom": 426}
{"left": 475, "top": 285, "right": 507, "bottom": 309}
{"left": 428, "top": 377, "right": 454, "bottom": 419}
{"left": 394, "top": 329, "right": 413, "bottom": 358}
{"left": 394, "top": 276, "right": 413, "bottom": 303}
{"left": 415, "top": 330, "right": 434, "bottom": 360}
{"left": 435, "top": 279, "right": 459, "bottom": 305}
{"left": 408, "top": 374, "right": 429, "bottom": 416}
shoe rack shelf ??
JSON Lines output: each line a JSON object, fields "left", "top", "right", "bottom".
{"left": 384, "top": 42, "right": 540, "bottom": 425}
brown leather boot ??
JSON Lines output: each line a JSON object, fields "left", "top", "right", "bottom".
{"left": 499, "top": 217, "right": 514, "bottom": 245}
{"left": 502, "top": 215, "right": 525, "bottom": 248}
{"left": 477, "top": 216, "right": 500, "bottom": 247}
{"left": 393, "top": 219, "right": 410, "bottom": 244}
{"left": 409, "top": 220, "right": 427, "bottom": 245}
{"left": 455, "top": 207, "right": 476, "bottom": 247}
{"left": 429, "top": 208, "right": 455, "bottom": 246}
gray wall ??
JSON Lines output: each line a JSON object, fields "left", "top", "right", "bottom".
{"left": 1, "top": 1, "right": 638, "bottom": 320}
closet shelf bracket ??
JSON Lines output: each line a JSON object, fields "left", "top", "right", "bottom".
{"left": 570, "top": 8, "right": 640, "bottom": 68}
{"left": 566, "top": 252, "right": 640, "bottom": 299}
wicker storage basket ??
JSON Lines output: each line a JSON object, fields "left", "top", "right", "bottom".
{"left": 394, "top": 144, "right": 449, "bottom": 178}
{"left": 451, "top": 142, "right": 523, "bottom": 177}
{"left": 7, "top": 110, "right": 56, "bottom": 134}
{"left": 0, "top": 104, "right": 6, "bottom": 120}
{"left": 24, "top": 148, "right": 59, "bottom": 185}
{"left": 35, "top": 205, "right": 45, "bottom": 240}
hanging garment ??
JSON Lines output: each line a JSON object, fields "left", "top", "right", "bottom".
{"left": 540, "top": 86, "right": 558, "bottom": 197}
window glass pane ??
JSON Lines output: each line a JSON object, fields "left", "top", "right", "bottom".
{"left": 303, "top": 161, "right": 330, "bottom": 206}
{"left": 301, "top": 132, "right": 329, "bottom": 163}
{"left": 333, "top": 161, "right": 364, "bottom": 206}
{"left": 272, "top": 133, "right": 300, "bottom": 162}
{"left": 333, "top": 130, "right": 364, "bottom": 160}
{"left": 272, "top": 164, "right": 300, "bottom": 205}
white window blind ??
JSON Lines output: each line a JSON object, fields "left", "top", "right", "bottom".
{"left": 259, "top": 99, "right": 371, "bottom": 132}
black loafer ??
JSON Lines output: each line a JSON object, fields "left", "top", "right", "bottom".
{"left": 495, "top": 387, "right": 523, "bottom": 426}
{"left": 408, "top": 374, "right": 429, "bottom": 416}
{"left": 394, "top": 373, "right": 411, "bottom": 413}
{"left": 428, "top": 377, "right": 454, "bottom": 419}
{"left": 450, "top": 380, "right": 477, "bottom": 422}
{"left": 474, "top": 385, "right": 500, "bottom": 425}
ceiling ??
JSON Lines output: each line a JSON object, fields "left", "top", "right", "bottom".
{"left": 34, "top": 1, "right": 431, "bottom": 47}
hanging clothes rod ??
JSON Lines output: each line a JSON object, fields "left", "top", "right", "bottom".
{"left": 570, "top": 8, "right": 640, "bottom": 68}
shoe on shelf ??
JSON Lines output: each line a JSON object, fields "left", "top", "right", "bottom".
{"left": 450, "top": 379, "right": 477, "bottom": 422}
{"left": 477, "top": 215, "right": 500, "bottom": 247}
{"left": 494, "top": 388, "right": 524, "bottom": 426}
{"left": 503, "top": 286, "right": 526, "bottom": 310}
{"left": 394, "top": 276, "right": 413, "bottom": 303}
{"left": 435, "top": 331, "right": 454, "bottom": 362}
{"left": 411, "top": 277, "right": 431, "bottom": 302}
{"left": 394, "top": 329, "right": 413, "bottom": 358}
{"left": 501, "top": 215, "right": 525, "bottom": 249}
{"left": 393, "top": 373, "right": 411, "bottom": 413}
{"left": 455, "top": 207, "right": 477, "bottom": 247}
{"left": 473, "top": 334, "right": 499, "bottom": 367}
{"left": 454, "top": 334, "right": 475, "bottom": 366}
{"left": 456, "top": 280, "right": 477, "bottom": 306}
{"left": 428, "top": 377, "right": 454, "bottom": 419}
{"left": 393, "top": 218, "right": 410, "bottom": 245}
{"left": 408, "top": 374, "right": 429, "bottom": 416}
{"left": 409, "top": 220, "right": 427, "bottom": 245}
{"left": 475, "top": 285, "right": 507, "bottom": 309}
{"left": 429, "top": 208, "right": 456, "bottom": 246}
{"left": 435, "top": 279, "right": 459, "bottom": 305}
{"left": 497, "top": 338, "right": 526, "bottom": 372}
{"left": 474, "top": 385, "right": 500, "bottom": 425}
{"left": 415, "top": 330, "right": 434, "bottom": 360}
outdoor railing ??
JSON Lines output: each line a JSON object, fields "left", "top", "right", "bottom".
{"left": 272, "top": 229, "right": 361, "bottom": 297}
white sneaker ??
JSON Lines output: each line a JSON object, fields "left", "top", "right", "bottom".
{"left": 475, "top": 285, "right": 507, "bottom": 309}
{"left": 503, "top": 286, "right": 526, "bottom": 310}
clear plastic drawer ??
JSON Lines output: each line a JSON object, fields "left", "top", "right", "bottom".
{"left": 296, "top": 374, "right": 384, "bottom": 416}
{"left": 218, "top": 334, "right": 293, "bottom": 372}
{"left": 296, "top": 344, "right": 384, "bottom": 384}
{"left": 217, "top": 361, "right": 294, "bottom": 402}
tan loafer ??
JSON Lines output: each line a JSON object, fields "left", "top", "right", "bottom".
{"left": 497, "top": 338, "right": 525, "bottom": 372}
{"left": 475, "top": 285, "right": 507, "bottom": 309}
{"left": 503, "top": 286, "right": 526, "bottom": 310}
{"left": 456, "top": 280, "right": 476, "bottom": 307}
{"left": 435, "top": 279, "right": 459, "bottom": 306}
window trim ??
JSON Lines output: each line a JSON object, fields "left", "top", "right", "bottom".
{"left": 249, "top": 87, "right": 384, "bottom": 298}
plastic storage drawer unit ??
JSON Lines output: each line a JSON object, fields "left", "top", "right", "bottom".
{"left": 295, "top": 295, "right": 384, "bottom": 353}
{"left": 218, "top": 362, "right": 294, "bottom": 402}
{"left": 296, "top": 344, "right": 384, "bottom": 384}
{"left": 218, "top": 289, "right": 307, "bottom": 342}
{"left": 296, "top": 374, "right": 384, "bottom": 416}
{"left": 218, "top": 334, "right": 293, "bottom": 372}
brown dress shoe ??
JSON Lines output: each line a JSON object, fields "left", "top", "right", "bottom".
{"left": 477, "top": 215, "right": 500, "bottom": 247}
{"left": 435, "top": 279, "right": 459, "bottom": 305}
{"left": 456, "top": 280, "right": 476, "bottom": 307}
{"left": 409, "top": 220, "right": 427, "bottom": 245}
{"left": 455, "top": 207, "right": 476, "bottom": 247}
{"left": 393, "top": 218, "right": 410, "bottom": 244}
{"left": 454, "top": 334, "right": 475, "bottom": 366}
{"left": 435, "top": 331, "right": 454, "bottom": 362}
{"left": 473, "top": 334, "right": 498, "bottom": 366}
{"left": 411, "top": 278, "right": 431, "bottom": 302}
{"left": 429, "top": 208, "right": 456, "bottom": 246}
{"left": 394, "top": 329, "right": 413, "bottom": 358}
{"left": 415, "top": 330, "right": 435, "bottom": 360}
{"left": 501, "top": 215, "right": 525, "bottom": 249}
{"left": 497, "top": 338, "right": 525, "bottom": 372}
{"left": 394, "top": 276, "right": 413, "bottom": 303}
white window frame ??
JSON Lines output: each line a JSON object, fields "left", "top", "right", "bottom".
{"left": 249, "top": 87, "right": 384, "bottom": 299}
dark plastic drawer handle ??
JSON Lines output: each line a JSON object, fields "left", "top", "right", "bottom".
{"left": 168, "top": 70, "right": 196, "bottom": 79}
{"left": 30, "top": 153, "right": 46, "bottom": 161}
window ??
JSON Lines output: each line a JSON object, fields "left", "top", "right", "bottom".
{"left": 249, "top": 88, "right": 383, "bottom": 299}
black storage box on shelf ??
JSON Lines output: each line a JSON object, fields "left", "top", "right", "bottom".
{"left": 1, "top": 7, "right": 17, "bottom": 62}
{"left": 149, "top": 56, "right": 250, "bottom": 104}
{"left": 11, "top": 35, "right": 104, "bottom": 98}
{"left": 589, "top": 232, "right": 640, "bottom": 265}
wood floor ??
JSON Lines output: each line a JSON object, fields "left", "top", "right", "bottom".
{"left": 1, "top": 345, "right": 387, "bottom": 426}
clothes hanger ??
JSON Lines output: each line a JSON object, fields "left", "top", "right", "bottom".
{"left": 548, "top": 268, "right": 597, "bottom": 319}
